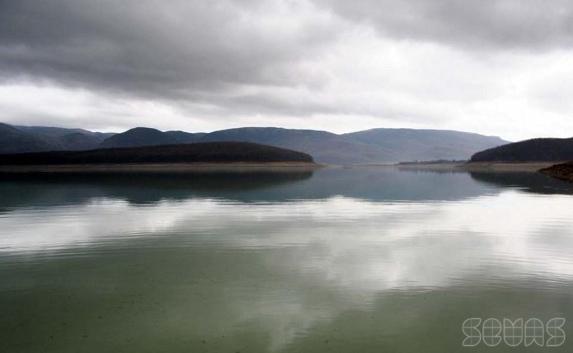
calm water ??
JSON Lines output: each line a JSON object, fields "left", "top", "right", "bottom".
{"left": 1, "top": 167, "right": 573, "bottom": 353}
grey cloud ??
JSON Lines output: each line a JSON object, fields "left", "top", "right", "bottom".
{"left": 313, "top": 0, "right": 573, "bottom": 50}
{"left": 2, "top": 0, "right": 573, "bottom": 135}
{"left": 0, "top": 0, "right": 339, "bottom": 101}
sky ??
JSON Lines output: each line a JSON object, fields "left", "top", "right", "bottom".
{"left": 1, "top": 0, "right": 573, "bottom": 141}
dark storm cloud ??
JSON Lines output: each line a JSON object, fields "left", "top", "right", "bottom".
{"left": 313, "top": 0, "right": 573, "bottom": 50}
{"left": 2, "top": 0, "right": 573, "bottom": 138}
{"left": 2, "top": 0, "right": 571, "bottom": 105}
{"left": 0, "top": 0, "right": 338, "bottom": 101}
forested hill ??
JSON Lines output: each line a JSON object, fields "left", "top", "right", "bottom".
{"left": 471, "top": 138, "right": 573, "bottom": 162}
{"left": 0, "top": 142, "right": 314, "bottom": 165}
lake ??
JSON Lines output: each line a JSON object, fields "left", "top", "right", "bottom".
{"left": 1, "top": 167, "right": 573, "bottom": 353}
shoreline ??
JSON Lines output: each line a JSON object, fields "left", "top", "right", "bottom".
{"left": 0, "top": 161, "right": 567, "bottom": 175}
{"left": 540, "top": 163, "right": 573, "bottom": 183}
{"left": 462, "top": 162, "right": 563, "bottom": 172}
{"left": 396, "top": 162, "right": 563, "bottom": 172}
{"left": 0, "top": 162, "right": 322, "bottom": 174}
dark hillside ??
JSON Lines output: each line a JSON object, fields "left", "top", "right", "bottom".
{"left": 0, "top": 123, "right": 56, "bottom": 153}
{"left": 16, "top": 125, "right": 113, "bottom": 150}
{"left": 0, "top": 142, "right": 314, "bottom": 165}
{"left": 471, "top": 138, "right": 573, "bottom": 162}
{"left": 99, "top": 127, "right": 177, "bottom": 148}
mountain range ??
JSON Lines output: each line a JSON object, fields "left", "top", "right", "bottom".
{"left": 0, "top": 123, "right": 113, "bottom": 154}
{"left": 0, "top": 123, "right": 508, "bottom": 164}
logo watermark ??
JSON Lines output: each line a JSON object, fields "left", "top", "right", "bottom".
{"left": 462, "top": 317, "right": 566, "bottom": 347}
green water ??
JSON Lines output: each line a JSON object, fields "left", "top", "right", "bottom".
{"left": 1, "top": 167, "right": 573, "bottom": 353}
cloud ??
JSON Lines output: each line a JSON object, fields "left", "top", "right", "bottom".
{"left": 1, "top": 0, "right": 573, "bottom": 140}
{"left": 0, "top": 0, "right": 340, "bottom": 99}
{"left": 313, "top": 0, "right": 573, "bottom": 51}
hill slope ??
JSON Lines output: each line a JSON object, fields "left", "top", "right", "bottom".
{"left": 199, "top": 127, "right": 386, "bottom": 165}
{"left": 343, "top": 128, "right": 507, "bottom": 162}
{"left": 471, "top": 138, "right": 573, "bottom": 162}
{"left": 0, "top": 142, "right": 314, "bottom": 165}
{"left": 0, "top": 123, "right": 57, "bottom": 154}
{"left": 99, "top": 127, "right": 207, "bottom": 149}
{"left": 15, "top": 125, "right": 114, "bottom": 150}
{"left": 165, "top": 131, "right": 207, "bottom": 143}
{"left": 99, "top": 127, "right": 178, "bottom": 148}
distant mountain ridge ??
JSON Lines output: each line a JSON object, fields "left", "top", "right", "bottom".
{"left": 1, "top": 123, "right": 508, "bottom": 164}
{"left": 1, "top": 124, "right": 114, "bottom": 152}
{"left": 102, "top": 126, "right": 507, "bottom": 164}
{"left": 342, "top": 128, "right": 507, "bottom": 162}
{"left": 0, "top": 123, "right": 55, "bottom": 154}
{"left": 199, "top": 127, "right": 388, "bottom": 165}
{"left": 471, "top": 138, "right": 573, "bottom": 162}
{"left": 100, "top": 127, "right": 206, "bottom": 149}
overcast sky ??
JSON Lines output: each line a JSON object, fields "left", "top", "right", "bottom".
{"left": 1, "top": 0, "right": 573, "bottom": 140}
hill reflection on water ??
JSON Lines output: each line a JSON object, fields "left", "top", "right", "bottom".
{"left": 1, "top": 167, "right": 572, "bottom": 210}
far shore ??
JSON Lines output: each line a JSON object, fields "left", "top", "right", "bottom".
{"left": 0, "top": 162, "right": 322, "bottom": 174}
{"left": 395, "top": 161, "right": 564, "bottom": 172}
{"left": 461, "top": 161, "right": 566, "bottom": 172}
{"left": 0, "top": 161, "right": 567, "bottom": 175}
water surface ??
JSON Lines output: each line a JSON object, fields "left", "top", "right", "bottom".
{"left": 1, "top": 167, "right": 573, "bottom": 352}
